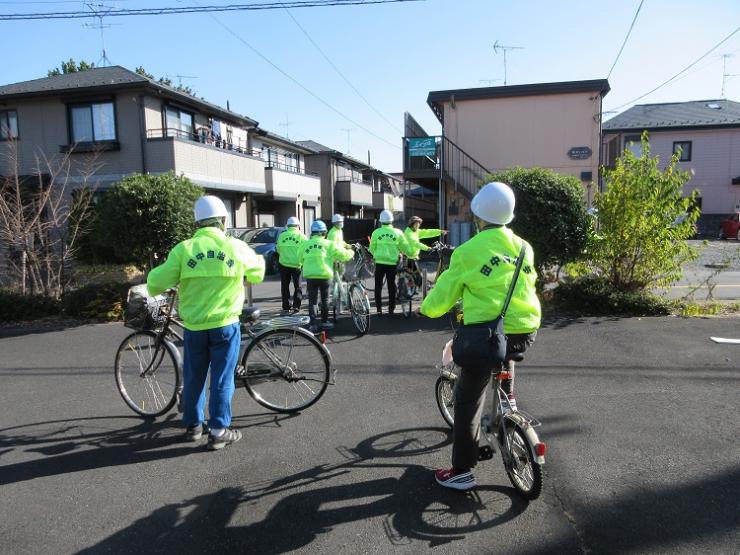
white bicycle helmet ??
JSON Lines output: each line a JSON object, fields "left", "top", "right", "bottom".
{"left": 331, "top": 214, "right": 344, "bottom": 224}
{"left": 379, "top": 210, "right": 394, "bottom": 224}
{"left": 193, "top": 195, "right": 228, "bottom": 222}
{"left": 286, "top": 216, "right": 300, "bottom": 227}
{"left": 471, "top": 182, "right": 515, "bottom": 225}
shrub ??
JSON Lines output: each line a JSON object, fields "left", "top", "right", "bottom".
{"left": 0, "top": 289, "right": 61, "bottom": 322}
{"left": 62, "top": 282, "right": 130, "bottom": 321}
{"left": 485, "top": 167, "right": 589, "bottom": 278}
{"left": 552, "top": 275, "right": 673, "bottom": 316}
{"left": 92, "top": 172, "right": 203, "bottom": 268}
{"left": 589, "top": 132, "right": 700, "bottom": 292}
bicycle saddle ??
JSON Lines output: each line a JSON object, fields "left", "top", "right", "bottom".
{"left": 240, "top": 306, "right": 261, "bottom": 323}
{"left": 505, "top": 352, "right": 525, "bottom": 363}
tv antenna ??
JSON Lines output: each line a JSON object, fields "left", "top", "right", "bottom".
{"left": 493, "top": 41, "right": 524, "bottom": 85}
{"left": 478, "top": 79, "right": 501, "bottom": 86}
{"left": 341, "top": 127, "right": 354, "bottom": 154}
{"left": 165, "top": 74, "right": 198, "bottom": 88}
{"left": 721, "top": 54, "right": 740, "bottom": 97}
{"left": 279, "top": 114, "right": 295, "bottom": 139}
{"left": 83, "top": 2, "right": 119, "bottom": 67}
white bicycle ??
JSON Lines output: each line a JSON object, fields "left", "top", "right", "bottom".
{"left": 434, "top": 339, "right": 546, "bottom": 499}
{"left": 329, "top": 243, "right": 373, "bottom": 335}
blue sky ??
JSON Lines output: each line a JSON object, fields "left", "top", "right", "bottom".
{"left": 2, "top": 0, "right": 740, "bottom": 171}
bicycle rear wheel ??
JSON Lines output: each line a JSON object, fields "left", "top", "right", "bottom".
{"left": 349, "top": 283, "right": 370, "bottom": 335}
{"left": 241, "top": 328, "right": 331, "bottom": 413}
{"left": 435, "top": 375, "right": 455, "bottom": 428}
{"left": 114, "top": 331, "right": 180, "bottom": 418}
{"left": 503, "top": 423, "right": 543, "bottom": 500}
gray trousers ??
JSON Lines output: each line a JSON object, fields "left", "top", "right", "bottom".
{"left": 451, "top": 332, "right": 536, "bottom": 471}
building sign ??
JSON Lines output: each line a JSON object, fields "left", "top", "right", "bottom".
{"left": 408, "top": 137, "right": 437, "bottom": 157}
{"left": 568, "top": 146, "right": 592, "bottom": 160}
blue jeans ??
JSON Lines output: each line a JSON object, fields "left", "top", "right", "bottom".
{"left": 182, "top": 322, "right": 240, "bottom": 430}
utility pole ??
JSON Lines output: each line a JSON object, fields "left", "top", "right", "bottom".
{"left": 341, "top": 128, "right": 354, "bottom": 154}
{"left": 493, "top": 41, "right": 524, "bottom": 85}
{"left": 279, "top": 114, "right": 294, "bottom": 139}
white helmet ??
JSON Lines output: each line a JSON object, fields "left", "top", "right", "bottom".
{"left": 471, "top": 182, "right": 515, "bottom": 225}
{"left": 379, "top": 210, "right": 394, "bottom": 224}
{"left": 194, "top": 195, "right": 228, "bottom": 222}
{"left": 286, "top": 216, "right": 300, "bottom": 227}
{"left": 331, "top": 214, "right": 344, "bottom": 224}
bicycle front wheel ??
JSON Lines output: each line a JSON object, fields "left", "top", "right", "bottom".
{"left": 435, "top": 375, "right": 456, "bottom": 428}
{"left": 114, "top": 331, "right": 180, "bottom": 418}
{"left": 349, "top": 283, "right": 370, "bottom": 335}
{"left": 242, "top": 328, "right": 331, "bottom": 413}
{"left": 503, "top": 423, "right": 543, "bottom": 500}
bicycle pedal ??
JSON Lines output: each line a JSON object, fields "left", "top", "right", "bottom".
{"left": 477, "top": 445, "right": 494, "bottom": 461}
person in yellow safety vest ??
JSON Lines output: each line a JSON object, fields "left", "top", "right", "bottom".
{"left": 326, "top": 214, "right": 345, "bottom": 246}
{"left": 403, "top": 215, "right": 447, "bottom": 280}
{"left": 369, "top": 209, "right": 412, "bottom": 316}
{"left": 276, "top": 217, "right": 306, "bottom": 314}
{"left": 420, "top": 182, "right": 541, "bottom": 491}
{"left": 147, "top": 195, "right": 265, "bottom": 451}
{"left": 298, "top": 220, "right": 354, "bottom": 331}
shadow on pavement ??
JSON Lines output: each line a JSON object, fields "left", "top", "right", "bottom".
{"left": 0, "top": 319, "right": 93, "bottom": 339}
{"left": 0, "top": 412, "right": 294, "bottom": 485}
{"left": 78, "top": 427, "right": 530, "bottom": 553}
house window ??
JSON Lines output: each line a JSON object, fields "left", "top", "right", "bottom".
{"left": 0, "top": 109, "right": 18, "bottom": 140}
{"left": 284, "top": 152, "right": 298, "bottom": 172}
{"left": 673, "top": 141, "right": 692, "bottom": 162}
{"left": 624, "top": 134, "right": 642, "bottom": 157}
{"left": 69, "top": 101, "right": 116, "bottom": 143}
{"left": 165, "top": 106, "right": 194, "bottom": 139}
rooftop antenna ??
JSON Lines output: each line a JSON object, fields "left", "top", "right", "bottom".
{"left": 341, "top": 127, "right": 354, "bottom": 154}
{"left": 478, "top": 79, "right": 501, "bottom": 86}
{"left": 721, "top": 54, "right": 740, "bottom": 98}
{"left": 279, "top": 114, "right": 294, "bottom": 139}
{"left": 493, "top": 41, "right": 524, "bottom": 85}
{"left": 165, "top": 74, "right": 199, "bottom": 88}
{"left": 83, "top": 2, "right": 119, "bottom": 67}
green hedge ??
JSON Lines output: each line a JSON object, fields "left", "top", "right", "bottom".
{"left": 553, "top": 275, "right": 673, "bottom": 316}
{"left": 61, "top": 282, "right": 130, "bottom": 321}
{"left": 0, "top": 289, "right": 62, "bottom": 322}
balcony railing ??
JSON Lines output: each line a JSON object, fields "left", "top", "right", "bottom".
{"left": 147, "top": 127, "right": 260, "bottom": 157}
{"left": 266, "top": 160, "right": 319, "bottom": 177}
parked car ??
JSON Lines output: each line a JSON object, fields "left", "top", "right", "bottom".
{"left": 240, "top": 226, "right": 285, "bottom": 274}
{"left": 718, "top": 213, "right": 740, "bottom": 240}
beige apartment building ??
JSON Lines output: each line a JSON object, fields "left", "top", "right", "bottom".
{"left": 0, "top": 65, "right": 320, "bottom": 230}
{"left": 602, "top": 99, "right": 740, "bottom": 234}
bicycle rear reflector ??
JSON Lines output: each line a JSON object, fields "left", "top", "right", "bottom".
{"left": 535, "top": 442, "right": 547, "bottom": 457}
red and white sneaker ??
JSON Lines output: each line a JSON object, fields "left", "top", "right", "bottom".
{"left": 434, "top": 468, "right": 477, "bottom": 491}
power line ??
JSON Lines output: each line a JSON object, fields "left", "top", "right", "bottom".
{"left": 207, "top": 12, "right": 401, "bottom": 150}
{"left": 279, "top": 3, "right": 403, "bottom": 134}
{"left": 606, "top": 0, "right": 643, "bottom": 79}
{"left": 609, "top": 24, "right": 740, "bottom": 112}
{"left": 0, "top": 0, "right": 423, "bottom": 20}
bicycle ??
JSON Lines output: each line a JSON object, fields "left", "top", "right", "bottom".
{"left": 329, "top": 243, "right": 373, "bottom": 335}
{"left": 115, "top": 289, "right": 333, "bottom": 418}
{"left": 434, "top": 339, "right": 546, "bottom": 500}
{"left": 395, "top": 242, "right": 453, "bottom": 318}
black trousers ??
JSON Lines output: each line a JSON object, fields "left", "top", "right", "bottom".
{"left": 307, "top": 278, "right": 330, "bottom": 323}
{"left": 279, "top": 263, "right": 302, "bottom": 311}
{"left": 374, "top": 263, "right": 397, "bottom": 313}
{"left": 452, "top": 331, "right": 537, "bottom": 471}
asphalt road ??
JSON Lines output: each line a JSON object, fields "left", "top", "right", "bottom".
{"left": 661, "top": 240, "right": 740, "bottom": 300}
{"left": 1, "top": 288, "right": 739, "bottom": 554}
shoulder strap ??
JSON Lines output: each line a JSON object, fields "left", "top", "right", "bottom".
{"left": 499, "top": 244, "right": 527, "bottom": 319}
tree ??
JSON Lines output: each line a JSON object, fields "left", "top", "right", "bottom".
{"left": 589, "top": 132, "right": 700, "bottom": 292}
{"left": 47, "top": 59, "right": 95, "bottom": 77}
{"left": 485, "top": 167, "right": 589, "bottom": 278}
{"left": 93, "top": 172, "right": 203, "bottom": 269}
{"left": 0, "top": 141, "right": 101, "bottom": 298}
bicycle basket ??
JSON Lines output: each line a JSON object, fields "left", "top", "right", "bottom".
{"left": 343, "top": 258, "right": 374, "bottom": 281}
{"left": 123, "top": 284, "right": 169, "bottom": 330}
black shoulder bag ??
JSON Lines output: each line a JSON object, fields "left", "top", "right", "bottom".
{"left": 451, "top": 244, "right": 527, "bottom": 368}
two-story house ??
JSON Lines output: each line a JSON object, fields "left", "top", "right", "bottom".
{"left": 248, "top": 129, "right": 322, "bottom": 233}
{"left": 363, "top": 168, "right": 405, "bottom": 222}
{"left": 296, "top": 140, "right": 375, "bottom": 218}
{"left": 602, "top": 99, "right": 740, "bottom": 235}
{"left": 0, "top": 65, "right": 268, "bottom": 228}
